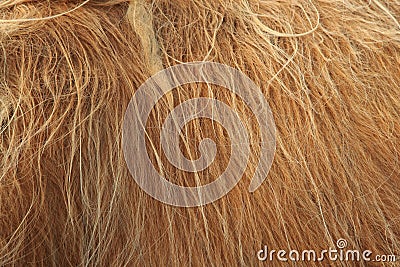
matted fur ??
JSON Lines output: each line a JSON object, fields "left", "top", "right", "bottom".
{"left": 0, "top": 0, "right": 399, "bottom": 266}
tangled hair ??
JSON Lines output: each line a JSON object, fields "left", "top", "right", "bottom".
{"left": 1, "top": 0, "right": 400, "bottom": 265}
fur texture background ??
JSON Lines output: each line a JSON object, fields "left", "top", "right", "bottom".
{"left": 0, "top": 0, "right": 399, "bottom": 266}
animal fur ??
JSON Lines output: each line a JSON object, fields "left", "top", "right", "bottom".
{"left": 0, "top": 0, "right": 399, "bottom": 266}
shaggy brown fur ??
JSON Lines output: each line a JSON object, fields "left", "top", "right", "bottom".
{"left": 1, "top": 0, "right": 400, "bottom": 266}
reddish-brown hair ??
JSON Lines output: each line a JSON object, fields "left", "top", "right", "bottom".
{"left": 1, "top": 0, "right": 399, "bottom": 265}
